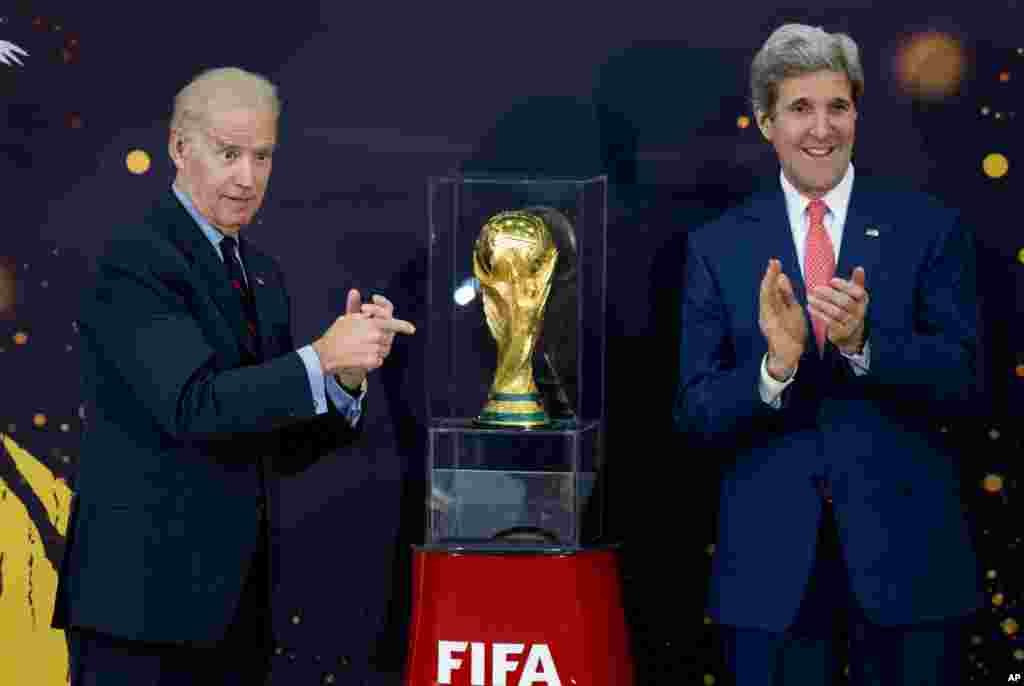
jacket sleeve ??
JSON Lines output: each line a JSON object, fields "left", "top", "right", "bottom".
{"left": 81, "top": 235, "right": 319, "bottom": 442}
{"left": 859, "top": 211, "right": 981, "bottom": 417}
{"left": 673, "top": 233, "right": 783, "bottom": 447}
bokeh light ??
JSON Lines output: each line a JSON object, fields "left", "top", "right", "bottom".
{"left": 984, "top": 474, "right": 1005, "bottom": 493}
{"left": 1003, "top": 618, "right": 1019, "bottom": 637}
{"left": 13, "top": 331, "right": 28, "bottom": 345}
{"left": 983, "top": 153, "right": 1009, "bottom": 179}
{"left": 33, "top": 413, "right": 47, "bottom": 428}
{"left": 1016, "top": 364, "right": 1024, "bottom": 377}
{"left": 895, "top": 32, "right": 965, "bottom": 100}
{"left": 1000, "top": 71, "right": 1011, "bottom": 83}
{"left": 0, "top": 258, "right": 16, "bottom": 314}
{"left": 994, "top": 593, "right": 1005, "bottom": 607}
{"left": 126, "top": 149, "right": 151, "bottom": 175}
{"left": 1017, "top": 250, "right": 1024, "bottom": 266}
{"left": 737, "top": 115, "right": 751, "bottom": 129}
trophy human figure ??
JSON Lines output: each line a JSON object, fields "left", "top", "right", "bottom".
{"left": 473, "top": 210, "right": 558, "bottom": 427}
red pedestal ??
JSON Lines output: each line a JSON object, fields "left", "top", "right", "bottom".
{"left": 404, "top": 547, "right": 634, "bottom": 686}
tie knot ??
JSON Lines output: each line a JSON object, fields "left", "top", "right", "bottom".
{"left": 807, "top": 199, "right": 829, "bottom": 226}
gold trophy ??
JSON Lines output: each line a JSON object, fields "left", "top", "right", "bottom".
{"left": 474, "top": 210, "right": 559, "bottom": 428}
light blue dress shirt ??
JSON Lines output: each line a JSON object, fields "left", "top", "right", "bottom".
{"left": 172, "top": 186, "right": 363, "bottom": 424}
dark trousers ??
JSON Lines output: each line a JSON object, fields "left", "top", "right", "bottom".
{"left": 69, "top": 533, "right": 273, "bottom": 686}
{"left": 724, "top": 501, "right": 962, "bottom": 685}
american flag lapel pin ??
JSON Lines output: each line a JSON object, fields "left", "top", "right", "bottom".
{"left": 865, "top": 226, "right": 880, "bottom": 238}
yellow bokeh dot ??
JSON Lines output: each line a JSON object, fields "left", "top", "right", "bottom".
{"left": 994, "top": 593, "right": 1005, "bottom": 607}
{"left": 704, "top": 615, "right": 713, "bottom": 625}
{"left": 706, "top": 543, "right": 716, "bottom": 556}
{"left": 13, "top": 331, "right": 28, "bottom": 345}
{"left": 33, "top": 413, "right": 47, "bottom": 428}
{"left": 703, "top": 674, "right": 716, "bottom": 686}
{"left": 983, "top": 474, "right": 1004, "bottom": 493}
{"left": 983, "top": 153, "right": 1009, "bottom": 179}
{"left": 737, "top": 115, "right": 751, "bottom": 129}
{"left": 126, "top": 149, "right": 151, "bottom": 175}
{"left": 988, "top": 569, "right": 998, "bottom": 580}
{"left": 1017, "top": 249, "right": 1024, "bottom": 266}
{"left": 1015, "top": 648, "right": 1024, "bottom": 661}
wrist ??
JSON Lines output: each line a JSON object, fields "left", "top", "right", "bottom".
{"left": 335, "top": 370, "right": 366, "bottom": 394}
{"left": 766, "top": 350, "right": 798, "bottom": 381}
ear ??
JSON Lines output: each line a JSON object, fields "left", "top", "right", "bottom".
{"left": 756, "top": 111, "right": 773, "bottom": 142}
{"left": 168, "top": 129, "right": 186, "bottom": 170}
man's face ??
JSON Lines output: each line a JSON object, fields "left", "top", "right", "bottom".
{"left": 759, "top": 69, "right": 857, "bottom": 199}
{"left": 173, "top": 106, "right": 276, "bottom": 235}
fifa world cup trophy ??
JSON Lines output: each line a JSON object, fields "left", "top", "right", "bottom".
{"left": 473, "top": 210, "right": 559, "bottom": 427}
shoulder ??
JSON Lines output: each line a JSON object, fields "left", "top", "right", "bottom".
{"left": 686, "top": 187, "right": 777, "bottom": 257}
{"left": 852, "top": 176, "right": 959, "bottom": 222}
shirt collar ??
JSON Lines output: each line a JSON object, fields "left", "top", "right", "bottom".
{"left": 780, "top": 162, "right": 855, "bottom": 225}
{"left": 171, "top": 184, "right": 233, "bottom": 256}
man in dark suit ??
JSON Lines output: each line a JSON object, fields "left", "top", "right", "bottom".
{"left": 674, "top": 25, "right": 981, "bottom": 685}
{"left": 52, "top": 67, "right": 415, "bottom": 685}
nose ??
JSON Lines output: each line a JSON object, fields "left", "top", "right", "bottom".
{"left": 811, "top": 110, "right": 831, "bottom": 139}
{"left": 234, "top": 157, "right": 255, "bottom": 188}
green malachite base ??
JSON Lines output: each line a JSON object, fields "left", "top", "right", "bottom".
{"left": 476, "top": 392, "right": 549, "bottom": 428}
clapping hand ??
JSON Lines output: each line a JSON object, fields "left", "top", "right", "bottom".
{"left": 759, "top": 259, "right": 807, "bottom": 380}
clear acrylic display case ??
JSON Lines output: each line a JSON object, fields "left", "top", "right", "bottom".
{"left": 425, "top": 176, "right": 607, "bottom": 548}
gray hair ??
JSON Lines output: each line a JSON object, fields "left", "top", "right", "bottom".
{"left": 750, "top": 24, "right": 864, "bottom": 117}
{"left": 170, "top": 67, "right": 280, "bottom": 141}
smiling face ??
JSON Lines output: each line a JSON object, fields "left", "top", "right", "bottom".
{"left": 171, "top": 106, "right": 276, "bottom": 236}
{"left": 758, "top": 69, "right": 857, "bottom": 199}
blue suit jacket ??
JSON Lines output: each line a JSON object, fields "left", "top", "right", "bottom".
{"left": 53, "top": 193, "right": 362, "bottom": 645}
{"left": 674, "top": 178, "right": 982, "bottom": 632}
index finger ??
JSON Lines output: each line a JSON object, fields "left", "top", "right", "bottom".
{"left": 828, "top": 277, "right": 867, "bottom": 302}
{"left": 372, "top": 317, "right": 416, "bottom": 336}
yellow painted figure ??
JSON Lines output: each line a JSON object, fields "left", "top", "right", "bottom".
{"left": 0, "top": 434, "right": 73, "bottom": 685}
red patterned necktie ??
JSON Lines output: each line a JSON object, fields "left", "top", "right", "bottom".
{"left": 804, "top": 198, "right": 835, "bottom": 355}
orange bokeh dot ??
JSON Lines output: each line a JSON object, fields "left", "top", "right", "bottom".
{"left": 895, "top": 32, "right": 965, "bottom": 100}
{"left": 1004, "top": 618, "right": 1020, "bottom": 636}
{"left": 1016, "top": 364, "right": 1024, "bottom": 378}
{"left": 1000, "top": 72, "right": 1011, "bottom": 83}
{"left": 33, "top": 413, "right": 47, "bottom": 428}
{"left": 983, "top": 474, "right": 1004, "bottom": 493}
{"left": 13, "top": 331, "right": 28, "bottom": 345}
{"left": 737, "top": 115, "right": 751, "bottom": 129}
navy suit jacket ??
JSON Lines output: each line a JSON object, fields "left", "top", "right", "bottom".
{"left": 53, "top": 193, "right": 362, "bottom": 645}
{"left": 674, "top": 177, "right": 982, "bottom": 632}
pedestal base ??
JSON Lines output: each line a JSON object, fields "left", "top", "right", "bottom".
{"left": 404, "top": 546, "right": 634, "bottom": 685}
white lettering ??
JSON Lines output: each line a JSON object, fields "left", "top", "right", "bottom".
{"left": 519, "top": 644, "right": 562, "bottom": 686}
{"left": 492, "top": 643, "right": 525, "bottom": 686}
{"left": 472, "top": 642, "right": 486, "bottom": 685}
{"left": 438, "top": 641, "right": 467, "bottom": 684}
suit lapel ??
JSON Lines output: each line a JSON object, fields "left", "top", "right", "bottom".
{"left": 152, "top": 194, "right": 259, "bottom": 360}
{"left": 835, "top": 185, "right": 884, "bottom": 289}
{"left": 239, "top": 245, "right": 288, "bottom": 359}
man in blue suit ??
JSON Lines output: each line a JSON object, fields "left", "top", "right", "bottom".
{"left": 674, "top": 24, "right": 981, "bottom": 685}
{"left": 52, "top": 67, "right": 415, "bottom": 685}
